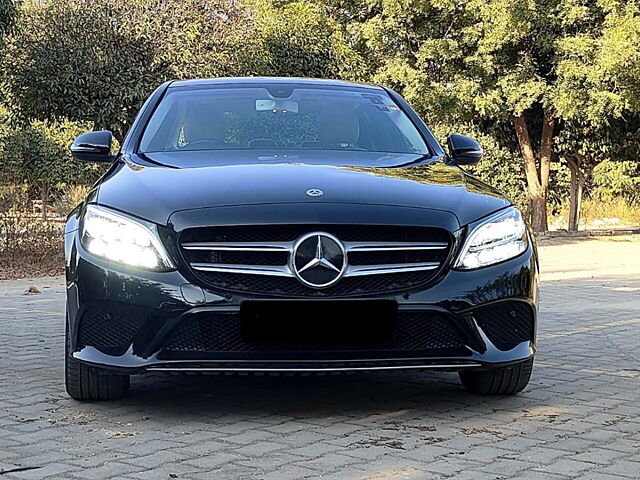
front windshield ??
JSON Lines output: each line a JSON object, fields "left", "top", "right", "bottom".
{"left": 139, "top": 85, "right": 429, "bottom": 155}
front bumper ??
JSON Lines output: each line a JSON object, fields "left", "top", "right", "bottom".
{"left": 65, "top": 233, "right": 538, "bottom": 375}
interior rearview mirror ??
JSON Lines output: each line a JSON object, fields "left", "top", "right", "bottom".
{"left": 256, "top": 99, "right": 299, "bottom": 113}
{"left": 446, "top": 133, "right": 483, "bottom": 165}
{"left": 71, "top": 131, "right": 116, "bottom": 163}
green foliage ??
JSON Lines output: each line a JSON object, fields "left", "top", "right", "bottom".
{"left": 328, "top": 0, "right": 640, "bottom": 127}
{"left": 430, "top": 121, "right": 527, "bottom": 210}
{"left": 2, "top": 0, "right": 366, "bottom": 139}
{"left": 252, "top": 1, "right": 367, "bottom": 80}
{"left": 52, "top": 184, "right": 90, "bottom": 217}
{"left": 0, "top": 114, "right": 101, "bottom": 201}
{"left": 226, "top": 111, "right": 319, "bottom": 147}
{"left": 555, "top": 117, "right": 640, "bottom": 163}
{"left": 320, "top": 0, "right": 640, "bottom": 230}
{"left": 0, "top": 0, "right": 18, "bottom": 103}
{"left": 0, "top": 0, "right": 18, "bottom": 42}
{"left": 554, "top": 1, "right": 640, "bottom": 122}
{"left": 0, "top": 0, "right": 639, "bottom": 231}
{"left": 0, "top": 182, "right": 28, "bottom": 213}
{"left": 590, "top": 160, "right": 640, "bottom": 203}
{"left": 547, "top": 163, "right": 571, "bottom": 215}
{"left": 2, "top": 0, "right": 257, "bottom": 137}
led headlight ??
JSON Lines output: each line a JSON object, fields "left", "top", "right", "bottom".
{"left": 81, "top": 205, "right": 174, "bottom": 270}
{"left": 455, "top": 207, "right": 528, "bottom": 270}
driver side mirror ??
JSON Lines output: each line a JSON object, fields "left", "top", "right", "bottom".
{"left": 71, "top": 131, "right": 116, "bottom": 163}
{"left": 446, "top": 134, "right": 483, "bottom": 165}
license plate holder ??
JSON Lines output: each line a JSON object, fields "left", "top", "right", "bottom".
{"left": 240, "top": 300, "right": 398, "bottom": 343}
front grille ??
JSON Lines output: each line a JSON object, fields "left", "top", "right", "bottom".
{"left": 473, "top": 302, "right": 534, "bottom": 351}
{"left": 179, "top": 224, "right": 452, "bottom": 296}
{"left": 162, "top": 311, "right": 466, "bottom": 355}
{"left": 77, "top": 305, "right": 146, "bottom": 355}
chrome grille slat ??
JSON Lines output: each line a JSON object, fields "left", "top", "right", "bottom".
{"left": 190, "top": 263, "right": 292, "bottom": 277}
{"left": 182, "top": 242, "right": 292, "bottom": 252}
{"left": 183, "top": 241, "right": 447, "bottom": 253}
{"left": 346, "top": 262, "right": 440, "bottom": 277}
{"left": 190, "top": 262, "right": 440, "bottom": 277}
{"left": 344, "top": 241, "right": 448, "bottom": 252}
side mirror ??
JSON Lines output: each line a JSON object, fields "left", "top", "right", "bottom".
{"left": 446, "top": 133, "right": 483, "bottom": 165}
{"left": 71, "top": 131, "right": 116, "bottom": 163}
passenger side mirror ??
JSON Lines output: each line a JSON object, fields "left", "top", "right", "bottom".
{"left": 446, "top": 134, "right": 483, "bottom": 165}
{"left": 71, "top": 131, "right": 116, "bottom": 163}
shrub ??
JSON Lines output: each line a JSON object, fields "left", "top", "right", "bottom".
{"left": 557, "top": 197, "right": 640, "bottom": 227}
{"left": 0, "top": 183, "right": 29, "bottom": 213}
{"left": 0, "top": 215, "right": 64, "bottom": 279}
{"left": 0, "top": 118, "right": 102, "bottom": 217}
{"left": 52, "top": 184, "right": 90, "bottom": 218}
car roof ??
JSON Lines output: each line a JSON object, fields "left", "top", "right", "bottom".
{"left": 169, "top": 77, "right": 383, "bottom": 90}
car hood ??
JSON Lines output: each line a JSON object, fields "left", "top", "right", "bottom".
{"left": 96, "top": 152, "right": 510, "bottom": 227}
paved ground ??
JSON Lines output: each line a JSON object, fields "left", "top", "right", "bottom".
{"left": 1, "top": 237, "right": 639, "bottom": 480}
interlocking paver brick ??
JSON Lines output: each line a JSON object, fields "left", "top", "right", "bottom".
{"left": 1, "top": 237, "right": 640, "bottom": 479}
{"left": 6, "top": 463, "right": 81, "bottom": 480}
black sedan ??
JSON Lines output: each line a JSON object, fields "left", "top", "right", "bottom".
{"left": 64, "top": 77, "right": 537, "bottom": 400}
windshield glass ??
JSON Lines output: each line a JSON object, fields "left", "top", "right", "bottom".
{"left": 139, "top": 85, "right": 429, "bottom": 155}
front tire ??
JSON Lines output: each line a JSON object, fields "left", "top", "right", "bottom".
{"left": 65, "top": 317, "right": 130, "bottom": 401}
{"left": 459, "top": 358, "right": 533, "bottom": 395}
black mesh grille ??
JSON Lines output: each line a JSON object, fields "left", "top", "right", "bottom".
{"left": 163, "top": 311, "right": 466, "bottom": 354}
{"left": 192, "top": 270, "right": 433, "bottom": 297}
{"left": 77, "top": 305, "right": 146, "bottom": 355}
{"left": 349, "top": 250, "right": 448, "bottom": 266}
{"left": 186, "top": 250, "right": 288, "bottom": 266}
{"left": 473, "top": 302, "right": 534, "bottom": 351}
{"left": 180, "top": 224, "right": 452, "bottom": 297}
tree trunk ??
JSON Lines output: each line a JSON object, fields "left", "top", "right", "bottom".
{"left": 512, "top": 113, "right": 551, "bottom": 233}
{"left": 529, "top": 191, "right": 547, "bottom": 234}
{"left": 113, "top": 130, "right": 124, "bottom": 145}
{"left": 567, "top": 156, "right": 590, "bottom": 233}
{"left": 113, "top": 125, "right": 129, "bottom": 146}
{"left": 41, "top": 184, "right": 49, "bottom": 221}
{"left": 539, "top": 109, "right": 556, "bottom": 193}
{"left": 568, "top": 172, "right": 584, "bottom": 232}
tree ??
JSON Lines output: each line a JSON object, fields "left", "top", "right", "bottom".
{"left": 321, "top": 0, "right": 640, "bottom": 233}
{"left": 2, "top": 0, "right": 258, "bottom": 142}
{"left": 556, "top": 117, "right": 640, "bottom": 231}
{"left": 552, "top": 2, "right": 640, "bottom": 231}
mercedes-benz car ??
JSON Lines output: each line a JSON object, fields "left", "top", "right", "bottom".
{"left": 64, "top": 77, "right": 537, "bottom": 400}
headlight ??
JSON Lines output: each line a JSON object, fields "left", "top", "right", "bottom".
{"left": 81, "top": 205, "right": 175, "bottom": 270}
{"left": 455, "top": 207, "right": 528, "bottom": 269}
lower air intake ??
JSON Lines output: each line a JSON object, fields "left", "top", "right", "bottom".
{"left": 473, "top": 301, "right": 534, "bottom": 351}
{"left": 77, "top": 305, "right": 146, "bottom": 356}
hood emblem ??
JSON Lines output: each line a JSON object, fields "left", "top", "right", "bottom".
{"left": 306, "top": 188, "right": 324, "bottom": 197}
{"left": 292, "top": 232, "right": 347, "bottom": 288}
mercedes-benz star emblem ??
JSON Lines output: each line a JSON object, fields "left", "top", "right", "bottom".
{"left": 292, "top": 232, "right": 347, "bottom": 288}
{"left": 306, "top": 188, "right": 324, "bottom": 197}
